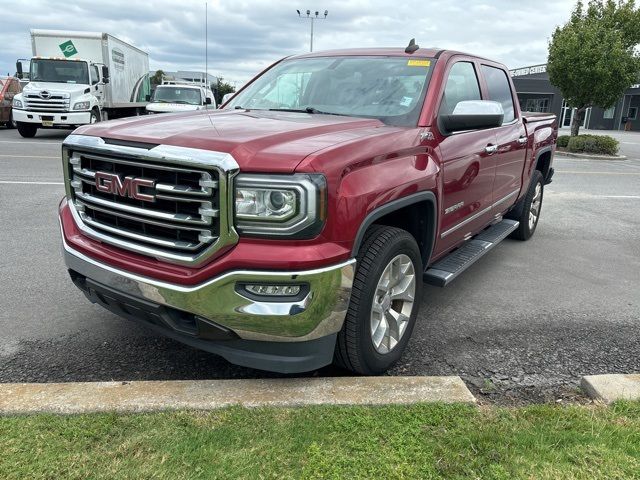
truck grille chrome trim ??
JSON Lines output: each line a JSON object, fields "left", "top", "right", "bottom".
{"left": 63, "top": 134, "right": 239, "bottom": 266}
{"left": 24, "top": 93, "right": 70, "bottom": 112}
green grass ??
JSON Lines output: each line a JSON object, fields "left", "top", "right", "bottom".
{"left": 2, "top": 402, "right": 640, "bottom": 479}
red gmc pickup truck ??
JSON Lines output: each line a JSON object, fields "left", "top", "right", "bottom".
{"left": 59, "top": 44, "right": 557, "bottom": 374}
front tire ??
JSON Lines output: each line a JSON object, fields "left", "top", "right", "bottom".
{"left": 507, "top": 170, "right": 544, "bottom": 241}
{"left": 89, "top": 109, "right": 100, "bottom": 124}
{"left": 16, "top": 122, "right": 37, "bottom": 138}
{"left": 334, "top": 225, "right": 423, "bottom": 375}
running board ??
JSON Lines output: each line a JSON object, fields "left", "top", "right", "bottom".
{"left": 423, "top": 219, "right": 519, "bottom": 287}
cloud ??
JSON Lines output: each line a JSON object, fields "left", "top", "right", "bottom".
{"left": 0, "top": 0, "right": 575, "bottom": 83}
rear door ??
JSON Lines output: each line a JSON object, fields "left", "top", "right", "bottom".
{"left": 479, "top": 64, "right": 527, "bottom": 210}
{"left": 435, "top": 60, "right": 498, "bottom": 253}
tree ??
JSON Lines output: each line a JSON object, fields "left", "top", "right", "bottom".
{"left": 547, "top": 0, "right": 640, "bottom": 136}
{"left": 214, "top": 77, "right": 236, "bottom": 105}
{"left": 150, "top": 69, "right": 165, "bottom": 87}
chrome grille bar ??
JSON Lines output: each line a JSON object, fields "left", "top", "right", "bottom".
{"left": 62, "top": 134, "right": 240, "bottom": 266}
{"left": 75, "top": 191, "right": 216, "bottom": 225}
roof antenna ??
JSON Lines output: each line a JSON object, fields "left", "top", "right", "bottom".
{"left": 405, "top": 38, "right": 419, "bottom": 54}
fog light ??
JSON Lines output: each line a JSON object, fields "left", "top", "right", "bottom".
{"left": 245, "top": 284, "right": 301, "bottom": 296}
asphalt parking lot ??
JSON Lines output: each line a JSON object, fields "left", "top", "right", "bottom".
{"left": 1, "top": 126, "right": 639, "bottom": 404}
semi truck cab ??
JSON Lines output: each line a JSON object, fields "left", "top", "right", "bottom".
{"left": 12, "top": 57, "right": 109, "bottom": 137}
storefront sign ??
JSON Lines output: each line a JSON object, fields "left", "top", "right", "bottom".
{"left": 510, "top": 65, "right": 547, "bottom": 77}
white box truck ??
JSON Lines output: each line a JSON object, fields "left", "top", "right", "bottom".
{"left": 12, "top": 30, "right": 150, "bottom": 138}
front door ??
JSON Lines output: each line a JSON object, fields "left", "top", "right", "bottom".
{"left": 91, "top": 64, "right": 105, "bottom": 109}
{"left": 435, "top": 60, "right": 498, "bottom": 254}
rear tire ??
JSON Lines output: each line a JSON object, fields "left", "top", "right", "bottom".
{"left": 334, "top": 225, "right": 423, "bottom": 375}
{"left": 17, "top": 122, "right": 37, "bottom": 138}
{"left": 507, "top": 170, "right": 544, "bottom": 241}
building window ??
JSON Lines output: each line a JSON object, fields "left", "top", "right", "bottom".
{"left": 628, "top": 107, "right": 638, "bottom": 120}
{"left": 523, "top": 98, "right": 549, "bottom": 113}
{"left": 603, "top": 106, "right": 615, "bottom": 119}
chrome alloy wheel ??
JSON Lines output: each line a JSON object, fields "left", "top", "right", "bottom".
{"left": 529, "top": 182, "right": 542, "bottom": 230}
{"left": 370, "top": 254, "right": 416, "bottom": 354}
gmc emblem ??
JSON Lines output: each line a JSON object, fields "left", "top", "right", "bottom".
{"left": 94, "top": 171, "right": 156, "bottom": 202}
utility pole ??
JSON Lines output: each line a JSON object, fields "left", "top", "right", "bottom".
{"left": 296, "top": 9, "right": 328, "bottom": 52}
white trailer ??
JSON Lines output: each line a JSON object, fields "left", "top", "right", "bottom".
{"left": 12, "top": 30, "right": 150, "bottom": 137}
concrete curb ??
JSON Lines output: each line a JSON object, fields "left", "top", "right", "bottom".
{"left": 581, "top": 374, "right": 640, "bottom": 404}
{"left": 0, "top": 376, "right": 476, "bottom": 414}
{"left": 556, "top": 151, "right": 627, "bottom": 160}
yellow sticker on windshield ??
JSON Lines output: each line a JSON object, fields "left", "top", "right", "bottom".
{"left": 407, "top": 59, "right": 431, "bottom": 67}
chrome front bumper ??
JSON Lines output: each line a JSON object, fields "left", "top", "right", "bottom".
{"left": 62, "top": 238, "right": 355, "bottom": 343}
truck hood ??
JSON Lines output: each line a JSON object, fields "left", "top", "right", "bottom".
{"left": 23, "top": 82, "right": 88, "bottom": 96}
{"left": 74, "top": 109, "right": 387, "bottom": 172}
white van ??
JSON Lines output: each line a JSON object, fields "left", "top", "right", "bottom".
{"left": 146, "top": 82, "right": 216, "bottom": 114}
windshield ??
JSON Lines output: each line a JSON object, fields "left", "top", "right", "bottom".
{"left": 30, "top": 59, "right": 89, "bottom": 84}
{"left": 152, "top": 87, "right": 203, "bottom": 105}
{"left": 226, "top": 56, "right": 435, "bottom": 126}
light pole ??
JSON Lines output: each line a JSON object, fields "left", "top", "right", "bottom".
{"left": 296, "top": 9, "right": 328, "bottom": 52}
{"left": 205, "top": 2, "right": 208, "bottom": 84}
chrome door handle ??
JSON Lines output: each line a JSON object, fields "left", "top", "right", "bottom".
{"left": 517, "top": 136, "right": 528, "bottom": 145}
{"left": 485, "top": 144, "right": 498, "bottom": 154}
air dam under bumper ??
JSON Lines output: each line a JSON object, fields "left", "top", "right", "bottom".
{"left": 62, "top": 240, "right": 355, "bottom": 373}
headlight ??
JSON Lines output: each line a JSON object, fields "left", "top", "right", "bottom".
{"left": 73, "top": 101, "right": 90, "bottom": 110}
{"left": 235, "top": 173, "right": 326, "bottom": 238}
{"left": 12, "top": 99, "right": 22, "bottom": 109}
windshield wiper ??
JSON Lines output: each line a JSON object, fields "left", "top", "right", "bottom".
{"left": 268, "top": 107, "right": 347, "bottom": 116}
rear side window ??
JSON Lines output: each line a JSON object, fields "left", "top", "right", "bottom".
{"left": 481, "top": 65, "right": 515, "bottom": 123}
{"left": 439, "top": 62, "right": 481, "bottom": 115}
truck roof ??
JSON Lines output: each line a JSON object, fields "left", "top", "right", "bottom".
{"left": 290, "top": 47, "right": 499, "bottom": 64}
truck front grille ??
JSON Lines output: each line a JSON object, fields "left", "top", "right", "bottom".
{"left": 24, "top": 93, "right": 70, "bottom": 112}
{"left": 63, "top": 135, "right": 239, "bottom": 266}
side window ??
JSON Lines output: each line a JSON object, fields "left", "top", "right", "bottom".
{"left": 439, "top": 62, "right": 481, "bottom": 115}
{"left": 91, "top": 65, "right": 100, "bottom": 85}
{"left": 481, "top": 65, "right": 515, "bottom": 123}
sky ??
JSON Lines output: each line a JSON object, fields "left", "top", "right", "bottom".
{"left": 0, "top": 0, "right": 576, "bottom": 86}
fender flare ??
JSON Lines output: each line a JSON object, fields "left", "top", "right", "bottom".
{"left": 532, "top": 145, "right": 554, "bottom": 182}
{"left": 534, "top": 145, "right": 553, "bottom": 164}
{"left": 351, "top": 191, "right": 438, "bottom": 268}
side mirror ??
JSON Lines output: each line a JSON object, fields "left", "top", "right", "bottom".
{"left": 15, "top": 61, "right": 23, "bottom": 79}
{"left": 101, "top": 65, "right": 110, "bottom": 84}
{"left": 222, "top": 92, "right": 234, "bottom": 104}
{"left": 439, "top": 100, "right": 504, "bottom": 134}
{"left": 205, "top": 97, "right": 212, "bottom": 105}
{"left": 145, "top": 94, "right": 151, "bottom": 102}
